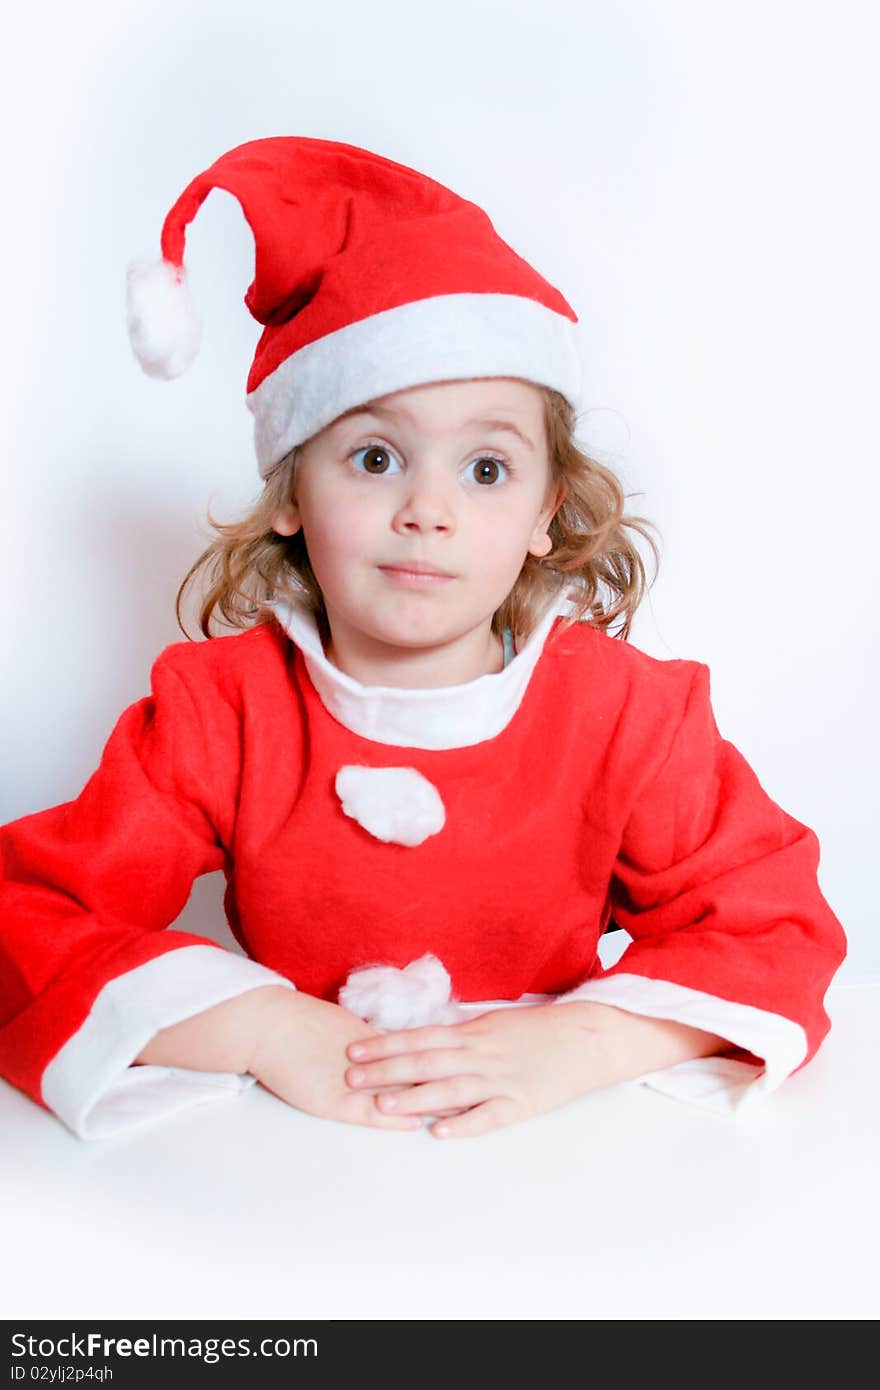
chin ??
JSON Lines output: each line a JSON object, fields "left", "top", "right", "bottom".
{"left": 367, "top": 614, "right": 457, "bottom": 649}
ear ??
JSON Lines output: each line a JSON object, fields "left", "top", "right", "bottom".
{"left": 271, "top": 501, "right": 302, "bottom": 537}
{"left": 527, "top": 478, "right": 567, "bottom": 558}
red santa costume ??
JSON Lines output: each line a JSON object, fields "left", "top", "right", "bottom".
{"left": 0, "top": 137, "right": 847, "bottom": 1138}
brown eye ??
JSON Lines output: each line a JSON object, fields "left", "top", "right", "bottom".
{"left": 362, "top": 446, "right": 391, "bottom": 474}
{"left": 473, "top": 457, "right": 502, "bottom": 485}
{"left": 349, "top": 444, "right": 401, "bottom": 475}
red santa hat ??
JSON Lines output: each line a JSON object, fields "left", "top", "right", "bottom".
{"left": 125, "top": 135, "right": 584, "bottom": 478}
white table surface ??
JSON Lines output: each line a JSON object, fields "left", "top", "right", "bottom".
{"left": 2, "top": 981, "right": 877, "bottom": 1322}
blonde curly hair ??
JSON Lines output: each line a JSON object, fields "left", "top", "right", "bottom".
{"left": 176, "top": 386, "right": 661, "bottom": 648}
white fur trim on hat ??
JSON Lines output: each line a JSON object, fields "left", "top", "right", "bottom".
{"left": 247, "top": 291, "right": 584, "bottom": 476}
{"left": 126, "top": 258, "right": 202, "bottom": 379}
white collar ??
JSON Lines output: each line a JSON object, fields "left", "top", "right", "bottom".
{"left": 264, "top": 583, "right": 580, "bottom": 750}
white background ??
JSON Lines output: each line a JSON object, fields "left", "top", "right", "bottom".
{"left": 1, "top": 0, "right": 877, "bottom": 980}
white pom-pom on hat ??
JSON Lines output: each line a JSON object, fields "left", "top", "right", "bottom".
{"left": 126, "top": 257, "right": 202, "bottom": 379}
{"left": 339, "top": 953, "right": 465, "bottom": 1030}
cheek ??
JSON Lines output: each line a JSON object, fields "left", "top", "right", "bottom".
{"left": 299, "top": 492, "right": 378, "bottom": 562}
{"left": 473, "top": 498, "right": 541, "bottom": 549}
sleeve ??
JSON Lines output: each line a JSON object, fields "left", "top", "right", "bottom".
{"left": 0, "top": 644, "right": 295, "bottom": 1141}
{"left": 555, "top": 662, "right": 848, "bottom": 1114}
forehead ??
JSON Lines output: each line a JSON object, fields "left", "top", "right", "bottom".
{"left": 328, "top": 378, "right": 545, "bottom": 449}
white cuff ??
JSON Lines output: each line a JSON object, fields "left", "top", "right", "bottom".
{"left": 42, "top": 946, "right": 296, "bottom": 1140}
{"left": 554, "top": 973, "right": 809, "bottom": 1115}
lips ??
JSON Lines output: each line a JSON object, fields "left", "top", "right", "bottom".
{"left": 379, "top": 562, "right": 454, "bottom": 578}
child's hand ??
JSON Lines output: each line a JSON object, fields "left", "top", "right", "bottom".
{"left": 344, "top": 1001, "right": 731, "bottom": 1139}
{"left": 342, "top": 1002, "right": 622, "bottom": 1139}
{"left": 248, "top": 988, "right": 425, "bottom": 1132}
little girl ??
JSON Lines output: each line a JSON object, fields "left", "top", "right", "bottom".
{"left": 0, "top": 136, "right": 846, "bottom": 1142}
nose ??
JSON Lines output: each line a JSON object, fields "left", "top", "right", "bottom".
{"left": 391, "top": 473, "right": 456, "bottom": 534}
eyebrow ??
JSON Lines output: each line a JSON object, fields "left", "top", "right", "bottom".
{"left": 332, "top": 402, "right": 536, "bottom": 452}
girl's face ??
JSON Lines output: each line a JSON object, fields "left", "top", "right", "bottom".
{"left": 271, "top": 377, "right": 565, "bottom": 685}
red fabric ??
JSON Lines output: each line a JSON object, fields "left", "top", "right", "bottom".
{"left": 0, "top": 617, "right": 847, "bottom": 1110}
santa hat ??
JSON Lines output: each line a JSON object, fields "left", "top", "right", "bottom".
{"left": 125, "top": 135, "right": 584, "bottom": 479}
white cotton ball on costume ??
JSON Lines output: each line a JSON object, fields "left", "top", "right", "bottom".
{"left": 339, "top": 953, "right": 465, "bottom": 1030}
{"left": 334, "top": 765, "right": 445, "bottom": 847}
{"left": 126, "top": 257, "right": 202, "bottom": 379}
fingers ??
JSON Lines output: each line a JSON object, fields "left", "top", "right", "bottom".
{"left": 373, "top": 1074, "right": 486, "bottom": 1117}
{"left": 348, "top": 1093, "right": 423, "bottom": 1131}
{"left": 339, "top": 1022, "right": 513, "bottom": 1136}
{"left": 347, "top": 1026, "right": 465, "bottom": 1063}
{"left": 427, "top": 1095, "right": 518, "bottom": 1140}
{"left": 346, "top": 1046, "right": 475, "bottom": 1094}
